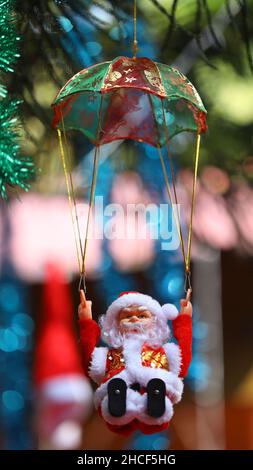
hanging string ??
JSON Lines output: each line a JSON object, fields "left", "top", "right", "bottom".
{"left": 57, "top": 128, "right": 82, "bottom": 273}
{"left": 57, "top": 94, "right": 104, "bottom": 292}
{"left": 147, "top": 94, "right": 186, "bottom": 270}
{"left": 79, "top": 144, "right": 100, "bottom": 292}
{"left": 79, "top": 94, "right": 104, "bottom": 292}
{"left": 156, "top": 144, "right": 186, "bottom": 270}
{"left": 161, "top": 99, "right": 188, "bottom": 270}
{"left": 133, "top": 0, "right": 138, "bottom": 58}
{"left": 186, "top": 132, "right": 201, "bottom": 272}
{"left": 150, "top": 97, "right": 202, "bottom": 290}
{"left": 60, "top": 112, "right": 84, "bottom": 261}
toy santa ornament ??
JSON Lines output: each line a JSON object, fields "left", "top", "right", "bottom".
{"left": 78, "top": 289, "right": 192, "bottom": 435}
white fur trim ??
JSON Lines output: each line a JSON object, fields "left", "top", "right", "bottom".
{"left": 94, "top": 369, "right": 130, "bottom": 409}
{"left": 38, "top": 374, "right": 93, "bottom": 404}
{"left": 105, "top": 293, "right": 167, "bottom": 326}
{"left": 94, "top": 370, "right": 183, "bottom": 410}
{"left": 100, "top": 389, "right": 174, "bottom": 426}
{"left": 162, "top": 303, "right": 179, "bottom": 320}
{"left": 100, "top": 388, "right": 143, "bottom": 426}
{"left": 89, "top": 347, "right": 108, "bottom": 384}
{"left": 122, "top": 339, "right": 183, "bottom": 403}
{"left": 95, "top": 372, "right": 182, "bottom": 408}
{"left": 121, "top": 366, "right": 183, "bottom": 404}
{"left": 137, "top": 395, "right": 174, "bottom": 426}
{"left": 163, "top": 342, "right": 182, "bottom": 376}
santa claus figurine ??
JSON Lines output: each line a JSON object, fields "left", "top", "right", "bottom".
{"left": 78, "top": 290, "right": 192, "bottom": 435}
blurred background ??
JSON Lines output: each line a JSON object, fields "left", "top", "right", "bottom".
{"left": 0, "top": 0, "right": 253, "bottom": 450}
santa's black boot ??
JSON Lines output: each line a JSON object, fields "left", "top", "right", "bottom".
{"left": 107, "top": 378, "right": 127, "bottom": 417}
{"left": 147, "top": 378, "right": 166, "bottom": 418}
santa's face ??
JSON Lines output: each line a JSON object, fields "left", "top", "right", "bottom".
{"left": 118, "top": 304, "right": 153, "bottom": 334}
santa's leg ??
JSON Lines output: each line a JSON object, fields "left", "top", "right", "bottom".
{"left": 146, "top": 378, "right": 166, "bottom": 417}
{"left": 107, "top": 378, "right": 127, "bottom": 417}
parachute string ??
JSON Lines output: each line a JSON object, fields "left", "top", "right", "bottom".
{"left": 60, "top": 112, "right": 84, "bottom": 262}
{"left": 80, "top": 144, "right": 100, "bottom": 289}
{"left": 159, "top": 98, "right": 201, "bottom": 285}
{"left": 57, "top": 128, "right": 82, "bottom": 273}
{"left": 147, "top": 94, "right": 187, "bottom": 270}
{"left": 80, "top": 94, "right": 104, "bottom": 291}
{"left": 156, "top": 144, "right": 187, "bottom": 270}
{"left": 57, "top": 94, "right": 104, "bottom": 292}
{"left": 161, "top": 99, "right": 188, "bottom": 271}
{"left": 186, "top": 132, "right": 201, "bottom": 272}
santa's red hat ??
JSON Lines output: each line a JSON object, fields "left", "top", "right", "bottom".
{"left": 34, "top": 264, "right": 93, "bottom": 449}
{"left": 104, "top": 291, "right": 179, "bottom": 329}
{"left": 34, "top": 263, "right": 92, "bottom": 402}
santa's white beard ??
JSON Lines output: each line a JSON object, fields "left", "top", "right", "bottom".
{"left": 120, "top": 321, "right": 151, "bottom": 335}
{"left": 100, "top": 316, "right": 170, "bottom": 349}
{"left": 121, "top": 327, "right": 152, "bottom": 348}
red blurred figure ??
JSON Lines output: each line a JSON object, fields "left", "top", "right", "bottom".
{"left": 34, "top": 264, "right": 92, "bottom": 449}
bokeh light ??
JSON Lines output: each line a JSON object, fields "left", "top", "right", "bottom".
{"left": 0, "top": 328, "right": 19, "bottom": 352}
{"left": 2, "top": 390, "right": 24, "bottom": 412}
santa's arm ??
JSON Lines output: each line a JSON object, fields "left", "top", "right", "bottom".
{"left": 78, "top": 318, "right": 101, "bottom": 376}
{"left": 78, "top": 291, "right": 101, "bottom": 376}
{"left": 172, "top": 314, "right": 192, "bottom": 378}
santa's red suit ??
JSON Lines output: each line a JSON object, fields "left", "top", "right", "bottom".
{"left": 79, "top": 292, "right": 192, "bottom": 435}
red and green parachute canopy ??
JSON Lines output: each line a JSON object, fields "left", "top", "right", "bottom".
{"left": 52, "top": 56, "right": 207, "bottom": 147}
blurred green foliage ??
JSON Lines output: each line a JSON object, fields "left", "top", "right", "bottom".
{"left": 13, "top": 0, "right": 253, "bottom": 188}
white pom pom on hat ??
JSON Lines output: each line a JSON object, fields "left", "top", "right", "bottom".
{"left": 161, "top": 303, "right": 179, "bottom": 320}
{"left": 104, "top": 291, "right": 179, "bottom": 327}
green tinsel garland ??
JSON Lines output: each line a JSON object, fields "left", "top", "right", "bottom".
{"left": 0, "top": 0, "right": 35, "bottom": 199}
